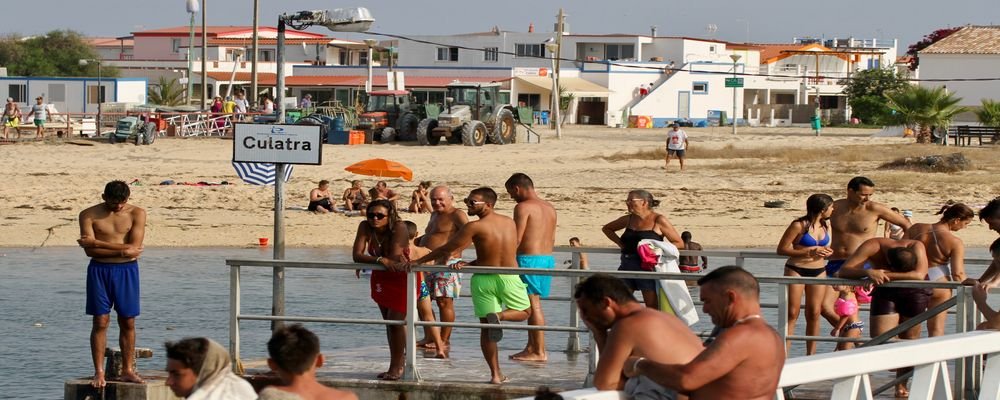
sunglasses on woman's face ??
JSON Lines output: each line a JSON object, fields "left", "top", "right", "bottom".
{"left": 366, "top": 212, "right": 387, "bottom": 220}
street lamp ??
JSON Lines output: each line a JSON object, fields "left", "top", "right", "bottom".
{"left": 729, "top": 54, "right": 741, "bottom": 135}
{"left": 78, "top": 59, "right": 103, "bottom": 136}
{"left": 545, "top": 42, "right": 560, "bottom": 139}
{"left": 225, "top": 48, "right": 245, "bottom": 99}
{"left": 185, "top": 0, "right": 199, "bottom": 105}
{"left": 364, "top": 39, "right": 378, "bottom": 93}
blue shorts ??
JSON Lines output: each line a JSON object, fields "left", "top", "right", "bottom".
{"left": 518, "top": 254, "right": 556, "bottom": 298}
{"left": 86, "top": 260, "right": 140, "bottom": 317}
{"left": 826, "top": 260, "right": 872, "bottom": 276}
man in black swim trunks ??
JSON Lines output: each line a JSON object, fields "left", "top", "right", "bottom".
{"left": 837, "top": 237, "right": 928, "bottom": 397}
{"left": 308, "top": 180, "right": 335, "bottom": 213}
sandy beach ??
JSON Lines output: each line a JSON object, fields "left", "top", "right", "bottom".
{"left": 1, "top": 125, "right": 998, "bottom": 250}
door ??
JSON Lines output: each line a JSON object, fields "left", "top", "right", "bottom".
{"left": 678, "top": 91, "right": 690, "bottom": 119}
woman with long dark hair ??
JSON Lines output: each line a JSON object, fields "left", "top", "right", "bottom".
{"left": 601, "top": 189, "right": 684, "bottom": 309}
{"left": 776, "top": 193, "right": 834, "bottom": 355}
{"left": 351, "top": 199, "right": 419, "bottom": 380}
{"left": 905, "top": 201, "right": 975, "bottom": 337}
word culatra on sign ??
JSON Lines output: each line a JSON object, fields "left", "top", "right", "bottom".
{"left": 242, "top": 135, "right": 313, "bottom": 151}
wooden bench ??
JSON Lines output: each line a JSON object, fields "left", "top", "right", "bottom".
{"left": 947, "top": 125, "right": 1000, "bottom": 146}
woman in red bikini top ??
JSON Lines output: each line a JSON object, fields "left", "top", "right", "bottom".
{"left": 351, "top": 199, "right": 419, "bottom": 381}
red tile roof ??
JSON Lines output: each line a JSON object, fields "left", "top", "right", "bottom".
{"left": 87, "top": 37, "right": 134, "bottom": 47}
{"left": 132, "top": 26, "right": 325, "bottom": 39}
{"left": 921, "top": 26, "right": 1000, "bottom": 54}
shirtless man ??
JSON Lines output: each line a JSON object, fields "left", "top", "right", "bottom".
{"left": 417, "top": 186, "right": 468, "bottom": 348}
{"left": 411, "top": 187, "right": 530, "bottom": 384}
{"left": 374, "top": 181, "right": 400, "bottom": 203}
{"left": 505, "top": 173, "right": 557, "bottom": 362}
{"left": 576, "top": 274, "right": 703, "bottom": 398}
{"left": 260, "top": 324, "right": 358, "bottom": 400}
{"left": 624, "top": 266, "right": 784, "bottom": 400}
{"left": 308, "top": 180, "right": 335, "bottom": 213}
{"left": 837, "top": 238, "right": 928, "bottom": 397}
{"left": 77, "top": 180, "right": 147, "bottom": 388}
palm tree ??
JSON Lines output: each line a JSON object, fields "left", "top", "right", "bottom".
{"left": 147, "top": 77, "right": 186, "bottom": 106}
{"left": 886, "top": 85, "right": 966, "bottom": 143}
{"left": 975, "top": 99, "right": 1000, "bottom": 127}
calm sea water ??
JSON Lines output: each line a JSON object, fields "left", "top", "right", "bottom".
{"left": 0, "top": 246, "right": 991, "bottom": 399}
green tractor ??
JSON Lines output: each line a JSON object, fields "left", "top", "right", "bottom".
{"left": 416, "top": 82, "right": 517, "bottom": 146}
{"left": 110, "top": 115, "right": 157, "bottom": 145}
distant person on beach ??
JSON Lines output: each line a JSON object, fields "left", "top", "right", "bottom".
{"left": 417, "top": 185, "right": 468, "bottom": 350}
{"left": 602, "top": 190, "right": 684, "bottom": 309}
{"left": 623, "top": 266, "right": 785, "bottom": 400}
{"left": 506, "top": 173, "right": 558, "bottom": 362}
{"left": 405, "top": 220, "right": 446, "bottom": 359}
{"left": 665, "top": 125, "right": 689, "bottom": 170}
{"left": 905, "top": 202, "right": 974, "bottom": 337}
{"left": 342, "top": 180, "right": 367, "bottom": 212}
{"left": 679, "top": 231, "right": 707, "bottom": 273}
{"left": 638, "top": 84, "right": 648, "bottom": 97}
{"left": 568, "top": 237, "right": 589, "bottom": 269}
{"left": 410, "top": 187, "right": 530, "bottom": 384}
{"left": 971, "top": 239, "right": 1000, "bottom": 330}
{"left": 373, "top": 181, "right": 400, "bottom": 203}
{"left": 837, "top": 238, "right": 928, "bottom": 398}
{"left": 967, "top": 198, "right": 1000, "bottom": 287}
{"left": 261, "top": 95, "right": 275, "bottom": 114}
{"left": 883, "top": 207, "right": 906, "bottom": 240}
{"left": 234, "top": 91, "right": 249, "bottom": 120}
{"left": 78, "top": 180, "right": 147, "bottom": 388}
{"left": 776, "top": 193, "right": 834, "bottom": 355}
{"left": 24, "top": 95, "right": 47, "bottom": 138}
{"left": 258, "top": 324, "right": 359, "bottom": 400}
{"left": 407, "top": 181, "right": 433, "bottom": 213}
{"left": 300, "top": 94, "right": 313, "bottom": 109}
{"left": 575, "top": 274, "right": 702, "bottom": 396}
{"left": 307, "top": 180, "right": 335, "bottom": 213}
{"left": 164, "top": 337, "right": 256, "bottom": 399}
{"left": 351, "top": 199, "right": 417, "bottom": 381}
{"left": 2, "top": 97, "right": 21, "bottom": 139}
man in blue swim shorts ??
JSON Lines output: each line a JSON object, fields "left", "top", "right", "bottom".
{"left": 506, "top": 173, "right": 558, "bottom": 362}
{"left": 78, "top": 180, "right": 147, "bottom": 388}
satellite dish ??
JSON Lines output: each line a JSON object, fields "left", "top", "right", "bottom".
{"left": 186, "top": 0, "right": 200, "bottom": 14}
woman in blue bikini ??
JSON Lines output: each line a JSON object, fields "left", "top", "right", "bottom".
{"left": 776, "top": 193, "right": 834, "bottom": 355}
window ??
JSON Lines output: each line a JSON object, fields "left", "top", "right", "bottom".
{"left": 8, "top": 84, "right": 26, "bottom": 103}
{"left": 87, "top": 85, "right": 106, "bottom": 104}
{"left": 48, "top": 84, "right": 66, "bottom": 102}
{"left": 605, "top": 44, "right": 635, "bottom": 61}
{"left": 360, "top": 51, "right": 370, "bottom": 66}
{"left": 259, "top": 50, "right": 275, "bottom": 62}
{"left": 515, "top": 44, "right": 544, "bottom": 58}
{"left": 709, "top": 45, "right": 717, "bottom": 53}
{"left": 436, "top": 47, "right": 459, "bottom": 62}
{"left": 692, "top": 82, "right": 708, "bottom": 94}
{"left": 484, "top": 47, "right": 498, "bottom": 62}
{"left": 172, "top": 38, "right": 181, "bottom": 53}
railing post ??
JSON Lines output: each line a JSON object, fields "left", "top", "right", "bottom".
{"left": 584, "top": 332, "right": 598, "bottom": 387}
{"left": 566, "top": 251, "right": 582, "bottom": 353}
{"left": 402, "top": 269, "right": 421, "bottom": 381}
{"left": 956, "top": 285, "right": 970, "bottom": 399}
{"left": 735, "top": 255, "right": 745, "bottom": 268}
{"left": 776, "top": 281, "right": 789, "bottom": 348}
{"left": 229, "top": 265, "right": 241, "bottom": 373}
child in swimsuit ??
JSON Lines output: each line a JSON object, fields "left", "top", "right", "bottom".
{"left": 830, "top": 285, "right": 863, "bottom": 351}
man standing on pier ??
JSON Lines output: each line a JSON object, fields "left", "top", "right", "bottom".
{"left": 418, "top": 185, "right": 468, "bottom": 351}
{"left": 411, "top": 187, "right": 530, "bottom": 384}
{"left": 827, "top": 176, "right": 912, "bottom": 277}
{"left": 624, "top": 266, "right": 784, "bottom": 400}
{"left": 506, "top": 173, "right": 557, "bottom": 362}
{"left": 78, "top": 180, "right": 147, "bottom": 388}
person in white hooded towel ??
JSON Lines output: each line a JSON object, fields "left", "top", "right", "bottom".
{"left": 165, "top": 337, "right": 257, "bottom": 400}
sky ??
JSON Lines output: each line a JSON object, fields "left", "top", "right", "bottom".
{"left": 1, "top": 0, "right": 998, "bottom": 50}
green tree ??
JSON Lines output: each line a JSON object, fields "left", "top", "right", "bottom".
{"left": 841, "top": 68, "right": 908, "bottom": 125}
{"left": 147, "top": 77, "right": 186, "bottom": 106}
{"left": 975, "top": 99, "right": 1000, "bottom": 127}
{"left": 886, "top": 85, "right": 966, "bottom": 144}
{"left": 0, "top": 30, "right": 118, "bottom": 77}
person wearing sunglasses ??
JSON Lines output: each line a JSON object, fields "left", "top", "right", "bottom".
{"left": 410, "top": 187, "right": 530, "bottom": 384}
{"left": 351, "top": 199, "right": 418, "bottom": 381}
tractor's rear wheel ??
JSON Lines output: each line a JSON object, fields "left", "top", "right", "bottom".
{"left": 396, "top": 113, "right": 419, "bottom": 141}
{"left": 143, "top": 122, "right": 156, "bottom": 145}
{"left": 462, "top": 121, "right": 487, "bottom": 146}
{"left": 380, "top": 127, "right": 396, "bottom": 143}
{"left": 488, "top": 109, "right": 516, "bottom": 144}
{"left": 417, "top": 118, "right": 440, "bottom": 145}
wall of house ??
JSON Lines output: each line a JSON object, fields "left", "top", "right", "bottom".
{"left": 627, "top": 62, "right": 739, "bottom": 125}
{"left": 133, "top": 37, "right": 185, "bottom": 60}
{"left": 0, "top": 77, "right": 145, "bottom": 114}
{"left": 398, "top": 32, "right": 567, "bottom": 69}
{"left": 919, "top": 53, "right": 1000, "bottom": 107}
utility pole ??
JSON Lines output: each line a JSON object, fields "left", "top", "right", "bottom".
{"left": 554, "top": 8, "right": 564, "bottom": 139}
{"left": 200, "top": 0, "right": 208, "bottom": 110}
{"left": 250, "top": 0, "right": 259, "bottom": 106}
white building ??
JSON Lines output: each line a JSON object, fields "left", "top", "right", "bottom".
{"left": 0, "top": 76, "right": 147, "bottom": 114}
{"left": 917, "top": 26, "right": 1000, "bottom": 109}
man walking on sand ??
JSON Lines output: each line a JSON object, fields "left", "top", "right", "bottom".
{"left": 665, "top": 124, "right": 688, "bottom": 170}
{"left": 417, "top": 186, "right": 468, "bottom": 350}
{"left": 505, "top": 173, "right": 557, "bottom": 362}
{"left": 78, "top": 180, "right": 147, "bottom": 388}
{"left": 410, "top": 187, "right": 530, "bottom": 384}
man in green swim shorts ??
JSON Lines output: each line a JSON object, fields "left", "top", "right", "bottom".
{"left": 411, "top": 187, "right": 530, "bottom": 384}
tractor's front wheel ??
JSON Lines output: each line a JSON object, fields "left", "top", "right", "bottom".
{"left": 488, "top": 109, "right": 516, "bottom": 144}
{"left": 380, "top": 127, "right": 396, "bottom": 143}
{"left": 461, "top": 121, "right": 487, "bottom": 146}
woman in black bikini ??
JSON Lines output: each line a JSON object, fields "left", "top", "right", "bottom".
{"left": 601, "top": 190, "right": 684, "bottom": 309}
{"left": 342, "top": 180, "right": 368, "bottom": 211}
{"left": 776, "top": 193, "right": 834, "bottom": 355}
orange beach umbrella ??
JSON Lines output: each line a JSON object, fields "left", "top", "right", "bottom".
{"left": 344, "top": 158, "right": 413, "bottom": 181}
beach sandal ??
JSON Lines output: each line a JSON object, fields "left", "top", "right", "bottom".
{"left": 486, "top": 312, "right": 503, "bottom": 342}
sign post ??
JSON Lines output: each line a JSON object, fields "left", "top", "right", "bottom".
{"left": 233, "top": 123, "right": 321, "bottom": 330}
